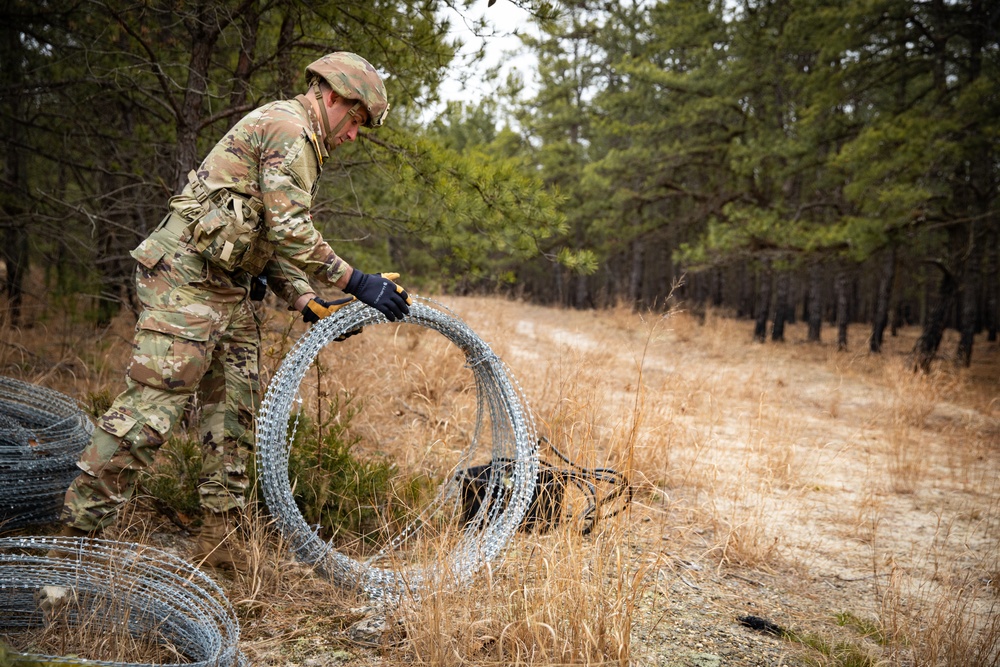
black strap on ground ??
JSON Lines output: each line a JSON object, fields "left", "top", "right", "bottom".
{"left": 457, "top": 436, "right": 632, "bottom": 535}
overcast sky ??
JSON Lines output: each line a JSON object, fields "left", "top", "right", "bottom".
{"left": 432, "top": 0, "right": 541, "bottom": 111}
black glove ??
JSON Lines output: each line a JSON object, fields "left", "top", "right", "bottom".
{"left": 343, "top": 270, "right": 411, "bottom": 322}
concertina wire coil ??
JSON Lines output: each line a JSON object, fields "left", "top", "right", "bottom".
{"left": 0, "top": 379, "right": 245, "bottom": 666}
{"left": 0, "top": 376, "right": 92, "bottom": 530}
{"left": 0, "top": 536, "right": 246, "bottom": 667}
{"left": 256, "top": 297, "right": 540, "bottom": 599}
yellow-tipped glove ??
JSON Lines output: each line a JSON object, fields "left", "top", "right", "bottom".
{"left": 301, "top": 296, "right": 355, "bottom": 323}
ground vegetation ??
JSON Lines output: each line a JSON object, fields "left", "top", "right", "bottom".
{"left": 1, "top": 295, "right": 997, "bottom": 666}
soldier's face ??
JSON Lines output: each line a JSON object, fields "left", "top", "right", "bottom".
{"left": 324, "top": 94, "right": 370, "bottom": 149}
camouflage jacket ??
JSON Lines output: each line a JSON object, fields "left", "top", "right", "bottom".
{"left": 168, "top": 95, "right": 347, "bottom": 305}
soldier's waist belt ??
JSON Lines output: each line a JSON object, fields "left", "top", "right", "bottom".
{"left": 162, "top": 214, "right": 192, "bottom": 240}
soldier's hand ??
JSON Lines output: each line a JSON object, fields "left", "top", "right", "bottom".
{"left": 301, "top": 296, "right": 355, "bottom": 323}
{"left": 301, "top": 296, "right": 363, "bottom": 340}
{"left": 344, "top": 270, "right": 411, "bottom": 322}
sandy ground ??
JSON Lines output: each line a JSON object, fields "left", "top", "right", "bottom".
{"left": 448, "top": 296, "right": 1000, "bottom": 666}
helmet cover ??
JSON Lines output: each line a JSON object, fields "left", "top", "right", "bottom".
{"left": 305, "top": 52, "right": 389, "bottom": 127}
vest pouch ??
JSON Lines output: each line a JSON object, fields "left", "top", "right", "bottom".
{"left": 238, "top": 236, "right": 275, "bottom": 276}
{"left": 191, "top": 193, "right": 260, "bottom": 273}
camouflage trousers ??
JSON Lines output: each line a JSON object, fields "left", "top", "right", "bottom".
{"left": 63, "top": 214, "right": 261, "bottom": 532}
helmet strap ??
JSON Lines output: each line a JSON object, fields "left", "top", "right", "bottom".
{"left": 314, "top": 84, "right": 362, "bottom": 149}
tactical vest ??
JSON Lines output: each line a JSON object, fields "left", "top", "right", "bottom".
{"left": 181, "top": 171, "right": 274, "bottom": 276}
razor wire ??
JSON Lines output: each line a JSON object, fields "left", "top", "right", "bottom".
{"left": 0, "top": 536, "right": 246, "bottom": 667}
{"left": 0, "top": 377, "right": 93, "bottom": 530}
{"left": 256, "top": 297, "right": 539, "bottom": 600}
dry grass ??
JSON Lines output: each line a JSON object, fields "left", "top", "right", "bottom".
{"left": 2, "top": 292, "right": 999, "bottom": 666}
{"left": 400, "top": 522, "right": 647, "bottom": 666}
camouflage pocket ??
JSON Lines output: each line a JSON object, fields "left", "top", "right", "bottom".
{"left": 127, "top": 311, "right": 215, "bottom": 393}
{"left": 192, "top": 194, "right": 261, "bottom": 273}
{"left": 130, "top": 237, "right": 167, "bottom": 269}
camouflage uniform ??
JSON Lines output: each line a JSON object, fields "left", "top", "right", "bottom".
{"left": 63, "top": 93, "right": 354, "bottom": 532}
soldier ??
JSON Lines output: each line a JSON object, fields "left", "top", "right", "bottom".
{"left": 57, "top": 52, "right": 410, "bottom": 570}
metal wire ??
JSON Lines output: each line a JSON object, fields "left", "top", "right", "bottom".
{"left": 0, "top": 536, "right": 246, "bottom": 666}
{"left": 0, "top": 377, "right": 93, "bottom": 530}
{"left": 256, "top": 297, "right": 539, "bottom": 600}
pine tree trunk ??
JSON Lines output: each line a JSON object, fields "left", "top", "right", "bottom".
{"left": 574, "top": 272, "right": 589, "bottom": 309}
{"left": 277, "top": 10, "right": 297, "bottom": 98}
{"left": 786, "top": 275, "right": 796, "bottom": 324}
{"left": 1, "top": 23, "right": 27, "bottom": 325}
{"left": 739, "top": 261, "right": 754, "bottom": 318}
{"left": 956, "top": 226, "right": 984, "bottom": 366}
{"left": 914, "top": 263, "right": 958, "bottom": 372}
{"left": 754, "top": 260, "right": 772, "bottom": 343}
{"left": 554, "top": 263, "right": 565, "bottom": 306}
{"left": 771, "top": 271, "right": 789, "bottom": 342}
{"left": 628, "top": 238, "right": 644, "bottom": 307}
{"left": 1, "top": 226, "right": 28, "bottom": 325}
{"left": 808, "top": 264, "right": 822, "bottom": 342}
{"left": 987, "top": 228, "right": 998, "bottom": 342}
{"left": 870, "top": 246, "right": 896, "bottom": 353}
{"left": 836, "top": 269, "right": 849, "bottom": 351}
{"left": 174, "top": 12, "right": 221, "bottom": 191}
{"left": 229, "top": 4, "right": 261, "bottom": 109}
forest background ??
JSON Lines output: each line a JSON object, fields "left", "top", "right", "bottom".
{"left": 1, "top": 0, "right": 997, "bottom": 367}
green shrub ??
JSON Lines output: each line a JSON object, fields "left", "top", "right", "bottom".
{"left": 142, "top": 436, "right": 203, "bottom": 520}
{"left": 85, "top": 389, "right": 114, "bottom": 418}
{"left": 286, "top": 394, "right": 432, "bottom": 553}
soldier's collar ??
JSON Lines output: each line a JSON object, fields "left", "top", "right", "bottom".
{"left": 295, "top": 93, "right": 329, "bottom": 166}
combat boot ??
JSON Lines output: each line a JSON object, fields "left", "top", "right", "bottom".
{"left": 192, "top": 511, "right": 250, "bottom": 572}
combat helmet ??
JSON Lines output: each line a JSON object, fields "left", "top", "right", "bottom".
{"left": 306, "top": 52, "right": 389, "bottom": 128}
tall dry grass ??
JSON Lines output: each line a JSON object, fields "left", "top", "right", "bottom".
{"left": 3, "top": 292, "right": 999, "bottom": 666}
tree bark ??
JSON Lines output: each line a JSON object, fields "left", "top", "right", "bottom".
{"left": 574, "top": 272, "right": 589, "bottom": 309}
{"left": 712, "top": 267, "right": 723, "bottom": 307}
{"left": 956, "top": 225, "right": 984, "bottom": 366}
{"left": 277, "top": 9, "right": 298, "bottom": 98}
{"left": 914, "top": 262, "right": 958, "bottom": 372}
{"left": 739, "top": 261, "right": 753, "bottom": 318}
{"left": 174, "top": 9, "right": 222, "bottom": 191}
{"left": 1, "top": 23, "right": 28, "bottom": 325}
{"left": 230, "top": 3, "right": 262, "bottom": 109}
{"left": 836, "top": 269, "right": 849, "bottom": 351}
{"left": 628, "top": 237, "right": 644, "bottom": 307}
{"left": 771, "top": 271, "right": 789, "bottom": 342}
{"left": 987, "top": 228, "right": 998, "bottom": 343}
{"left": 870, "top": 245, "right": 896, "bottom": 353}
{"left": 754, "top": 260, "right": 772, "bottom": 343}
{"left": 554, "top": 263, "right": 565, "bottom": 306}
{"left": 807, "top": 263, "right": 822, "bottom": 342}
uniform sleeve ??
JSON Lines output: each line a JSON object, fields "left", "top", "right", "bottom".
{"left": 259, "top": 129, "right": 349, "bottom": 291}
{"left": 264, "top": 257, "right": 312, "bottom": 309}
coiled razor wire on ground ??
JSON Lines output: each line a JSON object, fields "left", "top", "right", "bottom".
{"left": 257, "top": 297, "right": 539, "bottom": 600}
{"left": 0, "top": 377, "right": 93, "bottom": 530}
{"left": 0, "top": 536, "right": 246, "bottom": 666}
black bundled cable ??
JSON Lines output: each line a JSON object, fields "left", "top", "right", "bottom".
{"left": 0, "top": 377, "right": 92, "bottom": 531}
{"left": 457, "top": 436, "right": 631, "bottom": 535}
